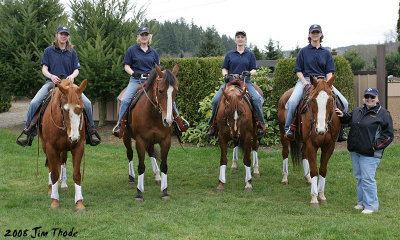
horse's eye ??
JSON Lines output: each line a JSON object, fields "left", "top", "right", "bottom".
{"left": 159, "top": 89, "right": 163, "bottom": 94}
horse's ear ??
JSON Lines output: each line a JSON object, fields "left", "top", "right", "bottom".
{"left": 154, "top": 63, "right": 164, "bottom": 78}
{"left": 77, "top": 79, "right": 87, "bottom": 95}
{"left": 327, "top": 73, "right": 336, "bottom": 87}
{"left": 310, "top": 75, "right": 318, "bottom": 87}
{"left": 172, "top": 64, "right": 179, "bottom": 76}
{"left": 58, "top": 83, "right": 68, "bottom": 96}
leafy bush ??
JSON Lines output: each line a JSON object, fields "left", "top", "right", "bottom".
{"left": 0, "top": 87, "right": 11, "bottom": 113}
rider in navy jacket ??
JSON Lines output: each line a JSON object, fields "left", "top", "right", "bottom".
{"left": 339, "top": 102, "right": 393, "bottom": 158}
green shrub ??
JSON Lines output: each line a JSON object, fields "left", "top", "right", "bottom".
{"left": 0, "top": 88, "right": 12, "bottom": 113}
{"left": 161, "top": 57, "right": 224, "bottom": 123}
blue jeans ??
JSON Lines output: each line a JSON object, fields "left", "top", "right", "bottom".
{"left": 25, "top": 81, "right": 95, "bottom": 135}
{"left": 209, "top": 78, "right": 265, "bottom": 125}
{"left": 284, "top": 77, "right": 348, "bottom": 132}
{"left": 118, "top": 77, "right": 179, "bottom": 122}
{"left": 351, "top": 152, "right": 380, "bottom": 211}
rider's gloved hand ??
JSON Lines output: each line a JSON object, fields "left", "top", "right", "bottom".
{"left": 224, "top": 74, "right": 230, "bottom": 83}
{"left": 242, "top": 71, "right": 250, "bottom": 77}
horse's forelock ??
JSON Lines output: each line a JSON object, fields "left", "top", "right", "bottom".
{"left": 163, "top": 70, "right": 177, "bottom": 88}
{"left": 311, "top": 79, "right": 332, "bottom": 100}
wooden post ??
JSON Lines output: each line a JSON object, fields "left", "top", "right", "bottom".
{"left": 376, "top": 45, "right": 386, "bottom": 108}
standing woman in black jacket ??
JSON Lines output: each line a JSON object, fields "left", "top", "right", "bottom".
{"left": 336, "top": 87, "right": 394, "bottom": 214}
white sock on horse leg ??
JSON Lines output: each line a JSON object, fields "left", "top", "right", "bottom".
{"left": 137, "top": 174, "right": 144, "bottom": 192}
{"left": 60, "top": 164, "right": 67, "bottom": 182}
{"left": 233, "top": 146, "right": 239, "bottom": 161}
{"left": 219, "top": 165, "right": 226, "bottom": 183}
{"left": 318, "top": 176, "right": 326, "bottom": 193}
{"left": 150, "top": 157, "right": 159, "bottom": 175}
{"left": 161, "top": 173, "right": 168, "bottom": 191}
{"left": 48, "top": 172, "right": 52, "bottom": 185}
{"left": 283, "top": 158, "right": 289, "bottom": 175}
{"left": 252, "top": 151, "right": 258, "bottom": 168}
{"left": 245, "top": 166, "right": 252, "bottom": 182}
{"left": 129, "top": 161, "right": 135, "bottom": 178}
{"left": 302, "top": 159, "right": 310, "bottom": 177}
{"left": 311, "top": 176, "right": 318, "bottom": 197}
{"left": 51, "top": 181, "right": 59, "bottom": 200}
{"left": 74, "top": 183, "right": 83, "bottom": 204}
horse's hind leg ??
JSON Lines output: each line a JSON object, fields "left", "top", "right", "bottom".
{"left": 135, "top": 137, "right": 146, "bottom": 202}
{"left": 252, "top": 137, "right": 260, "bottom": 178}
{"left": 60, "top": 152, "right": 68, "bottom": 191}
{"left": 123, "top": 134, "right": 135, "bottom": 185}
{"left": 231, "top": 145, "right": 238, "bottom": 171}
{"left": 46, "top": 147, "right": 60, "bottom": 210}
{"left": 243, "top": 136, "right": 253, "bottom": 192}
{"left": 279, "top": 125, "right": 289, "bottom": 185}
{"left": 317, "top": 144, "right": 335, "bottom": 204}
{"left": 147, "top": 145, "right": 161, "bottom": 185}
{"left": 159, "top": 137, "right": 172, "bottom": 200}
{"left": 217, "top": 136, "right": 229, "bottom": 194}
{"left": 301, "top": 145, "right": 311, "bottom": 185}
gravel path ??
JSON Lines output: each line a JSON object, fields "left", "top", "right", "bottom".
{"left": 0, "top": 99, "right": 29, "bottom": 129}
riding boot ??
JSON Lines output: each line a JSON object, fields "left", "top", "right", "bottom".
{"left": 16, "top": 116, "right": 39, "bottom": 147}
{"left": 337, "top": 125, "right": 348, "bottom": 142}
{"left": 112, "top": 122, "right": 121, "bottom": 138}
{"left": 83, "top": 113, "right": 101, "bottom": 146}
{"left": 207, "top": 125, "right": 216, "bottom": 136}
{"left": 256, "top": 121, "right": 266, "bottom": 137}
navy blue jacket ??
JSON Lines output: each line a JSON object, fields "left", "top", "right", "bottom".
{"left": 340, "top": 103, "right": 393, "bottom": 158}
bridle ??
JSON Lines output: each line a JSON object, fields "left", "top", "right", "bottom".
{"left": 140, "top": 78, "right": 162, "bottom": 114}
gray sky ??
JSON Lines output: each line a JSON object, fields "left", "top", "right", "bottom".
{"left": 62, "top": 0, "right": 399, "bottom": 50}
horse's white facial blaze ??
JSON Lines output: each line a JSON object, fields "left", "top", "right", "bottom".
{"left": 316, "top": 90, "right": 329, "bottom": 134}
{"left": 165, "top": 85, "right": 174, "bottom": 125}
{"left": 63, "top": 104, "right": 69, "bottom": 111}
{"left": 68, "top": 105, "right": 81, "bottom": 142}
{"left": 234, "top": 110, "right": 238, "bottom": 131}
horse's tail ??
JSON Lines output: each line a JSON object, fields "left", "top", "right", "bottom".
{"left": 290, "top": 140, "right": 302, "bottom": 166}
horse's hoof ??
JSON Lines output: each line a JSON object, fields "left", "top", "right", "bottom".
{"left": 155, "top": 180, "right": 161, "bottom": 185}
{"left": 310, "top": 202, "right": 320, "bottom": 208}
{"left": 76, "top": 201, "right": 85, "bottom": 212}
{"left": 162, "top": 194, "right": 171, "bottom": 201}
{"left": 230, "top": 167, "right": 237, "bottom": 172}
{"left": 135, "top": 197, "right": 144, "bottom": 202}
{"left": 281, "top": 181, "right": 288, "bottom": 185}
{"left": 253, "top": 173, "right": 260, "bottom": 178}
{"left": 216, "top": 188, "right": 224, "bottom": 194}
{"left": 318, "top": 198, "right": 328, "bottom": 205}
{"left": 244, "top": 187, "right": 253, "bottom": 192}
{"left": 61, "top": 186, "right": 68, "bottom": 191}
{"left": 50, "top": 200, "right": 59, "bottom": 210}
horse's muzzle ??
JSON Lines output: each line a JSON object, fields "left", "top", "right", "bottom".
{"left": 316, "top": 128, "right": 327, "bottom": 135}
{"left": 163, "top": 118, "right": 172, "bottom": 127}
{"left": 68, "top": 136, "right": 80, "bottom": 143}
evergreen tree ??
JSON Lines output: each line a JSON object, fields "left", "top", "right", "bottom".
{"left": 70, "top": 0, "right": 144, "bottom": 126}
{"left": 264, "top": 39, "right": 283, "bottom": 60}
{"left": 0, "top": 0, "right": 66, "bottom": 97}
{"left": 290, "top": 45, "right": 301, "bottom": 58}
{"left": 343, "top": 49, "right": 366, "bottom": 71}
{"left": 196, "top": 27, "right": 224, "bottom": 57}
{"left": 252, "top": 45, "right": 264, "bottom": 60}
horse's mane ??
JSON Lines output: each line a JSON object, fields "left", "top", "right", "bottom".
{"left": 145, "top": 68, "right": 178, "bottom": 91}
{"left": 224, "top": 86, "right": 245, "bottom": 118}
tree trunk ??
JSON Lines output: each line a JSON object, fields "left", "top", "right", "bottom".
{"left": 98, "top": 99, "right": 107, "bottom": 128}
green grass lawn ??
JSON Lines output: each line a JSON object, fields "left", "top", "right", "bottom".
{"left": 1, "top": 129, "right": 399, "bottom": 239}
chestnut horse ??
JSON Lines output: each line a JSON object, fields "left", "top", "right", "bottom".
{"left": 216, "top": 77, "right": 259, "bottom": 193}
{"left": 278, "top": 75, "right": 340, "bottom": 207}
{"left": 123, "top": 64, "right": 179, "bottom": 201}
{"left": 39, "top": 79, "right": 87, "bottom": 211}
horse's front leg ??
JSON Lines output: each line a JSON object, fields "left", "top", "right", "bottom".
{"left": 302, "top": 144, "right": 312, "bottom": 185}
{"left": 71, "top": 143, "right": 85, "bottom": 212}
{"left": 217, "top": 134, "right": 229, "bottom": 194}
{"left": 280, "top": 125, "right": 289, "bottom": 185}
{"left": 306, "top": 141, "right": 319, "bottom": 207}
{"left": 252, "top": 137, "right": 260, "bottom": 178}
{"left": 135, "top": 137, "right": 146, "bottom": 202}
{"left": 243, "top": 135, "right": 253, "bottom": 192}
{"left": 159, "top": 137, "right": 171, "bottom": 200}
{"left": 46, "top": 146, "right": 60, "bottom": 210}
{"left": 318, "top": 142, "right": 335, "bottom": 204}
{"left": 60, "top": 152, "right": 68, "bottom": 191}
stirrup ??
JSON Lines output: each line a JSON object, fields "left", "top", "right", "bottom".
{"left": 112, "top": 122, "right": 120, "bottom": 138}
{"left": 16, "top": 131, "right": 34, "bottom": 147}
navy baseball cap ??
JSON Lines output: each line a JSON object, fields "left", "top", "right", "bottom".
{"left": 138, "top": 27, "right": 150, "bottom": 35}
{"left": 364, "top": 87, "right": 379, "bottom": 96}
{"left": 235, "top": 30, "right": 246, "bottom": 37}
{"left": 57, "top": 25, "right": 70, "bottom": 34}
{"left": 309, "top": 24, "right": 322, "bottom": 33}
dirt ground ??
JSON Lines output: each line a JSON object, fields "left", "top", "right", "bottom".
{"left": 2, "top": 99, "right": 399, "bottom": 151}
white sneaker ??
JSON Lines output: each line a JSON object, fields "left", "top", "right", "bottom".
{"left": 354, "top": 205, "right": 364, "bottom": 210}
{"left": 361, "top": 209, "right": 374, "bottom": 214}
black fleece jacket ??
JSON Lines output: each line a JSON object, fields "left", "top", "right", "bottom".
{"left": 340, "top": 103, "right": 394, "bottom": 158}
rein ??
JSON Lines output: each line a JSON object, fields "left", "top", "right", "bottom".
{"left": 140, "top": 79, "right": 162, "bottom": 114}
{"left": 50, "top": 86, "right": 67, "bottom": 131}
